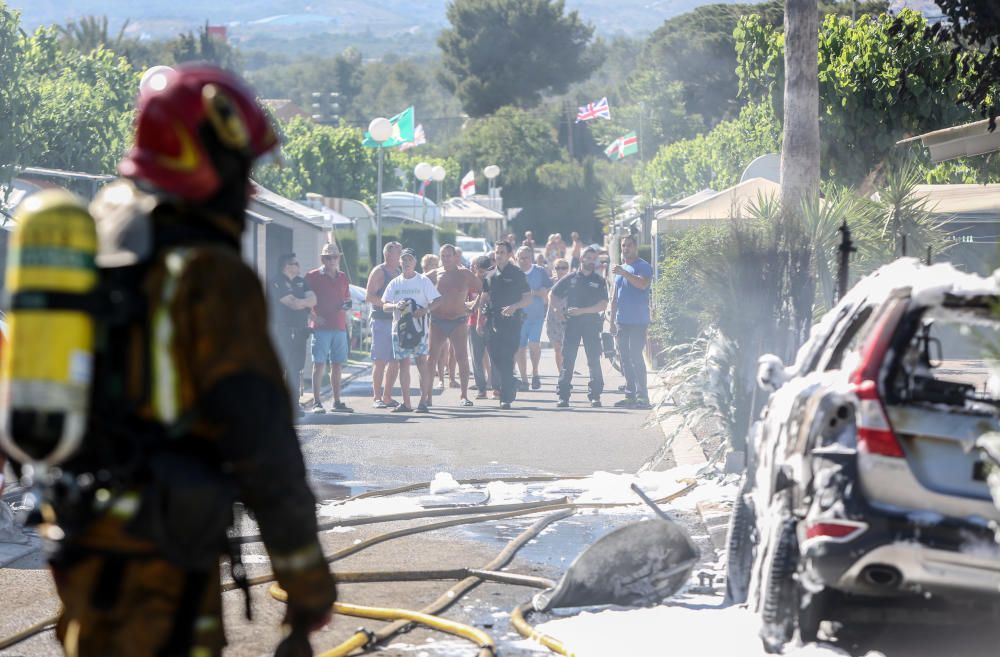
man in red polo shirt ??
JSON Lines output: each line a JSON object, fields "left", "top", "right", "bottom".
{"left": 306, "top": 242, "right": 353, "bottom": 413}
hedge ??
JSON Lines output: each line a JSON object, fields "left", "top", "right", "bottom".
{"left": 334, "top": 229, "right": 359, "bottom": 284}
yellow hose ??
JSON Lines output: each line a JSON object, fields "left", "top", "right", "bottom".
{"left": 269, "top": 583, "right": 496, "bottom": 656}
{"left": 510, "top": 603, "right": 574, "bottom": 657}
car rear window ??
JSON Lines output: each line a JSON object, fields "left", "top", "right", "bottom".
{"left": 890, "top": 306, "right": 1000, "bottom": 410}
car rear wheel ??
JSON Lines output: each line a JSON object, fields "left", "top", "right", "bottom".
{"left": 724, "top": 474, "right": 755, "bottom": 604}
{"left": 760, "top": 509, "right": 799, "bottom": 653}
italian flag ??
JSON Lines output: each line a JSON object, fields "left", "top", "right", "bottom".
{"left": 605, "top": 131, "right": 638, "bottom": 160}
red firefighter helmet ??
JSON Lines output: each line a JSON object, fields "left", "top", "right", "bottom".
{"left": 119, "top": 64, "right": 278, "bottom": 202}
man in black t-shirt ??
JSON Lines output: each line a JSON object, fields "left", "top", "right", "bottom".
{"left": 550, "top": 247, "right": 609, "bottom": 407}
{"left": 271, "top": 252, "right": 316, "bottom": 416}
{"left": 482, "top": 241, "right": 531, "bottom": 409}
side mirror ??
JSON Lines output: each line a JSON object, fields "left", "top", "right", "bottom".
{"left": 757, "top": 354, "right": 787, "bottom": 393}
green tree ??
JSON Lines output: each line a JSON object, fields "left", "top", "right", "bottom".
{"left": 256, "top": 116, "right": 377, "bottom": 202}
{"left": 0, "top": 3, "right": 33, "bottom": 196}
{"left": 22, "top": 29, "right": 137, "bottom": 174}
{"left": 172, "top": 22, "right": 240, "bottom": 71}
{"left": 930, "top": 0, "right": 1000, "bottom": 124}
{"left": 57, "top": 15, "right": 131, "bottom": 55}
{"left": 634, "top": 102, "right": 782, "bottom": 202}
{"left": 737, "top": 9, "right": 978, "bottom": 185}
{"left": 438, "top": 0, "right": 596, "bottom": 117}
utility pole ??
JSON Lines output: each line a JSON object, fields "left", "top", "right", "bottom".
{"left": 638, "top": 101, "right": 645, "bottom": 163}
{"left": 567, "top": 103, "right": 575, "bottom": 159}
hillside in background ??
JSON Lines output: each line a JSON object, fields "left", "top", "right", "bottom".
{"left": 8, "top": 1, "right": 944, "bottom": 57}
{"left": 11, "top": 1, "right": 772, "bottom": 49}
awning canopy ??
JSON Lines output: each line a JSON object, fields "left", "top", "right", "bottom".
{"left": 654, "top": 178, "right": 780, "bottom": 232}
{"left": 911, "top": 184, "right": 1000, "bottom": 222}
{"left": 441, "top": 197, "right": 505, "bottom": 224}
{"left": 899, "top": 119, "right": 1000, "bottom": 163}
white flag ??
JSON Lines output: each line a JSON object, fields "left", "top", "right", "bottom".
{"left": 460, "top": 170, "right": 476, "bottom": 198}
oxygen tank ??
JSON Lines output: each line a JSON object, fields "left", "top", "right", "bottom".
{"left": 0, "top": 190, "right": 98, "bottom": 466}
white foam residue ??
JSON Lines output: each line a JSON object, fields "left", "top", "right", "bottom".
{"left": 429, "top": 472, "right": 461, "bottom": 495}
{"left": 485, "top": 480, "right": 528, "bottom": 503}
{"left": 534, "top": 598, "right": 880, "bottom": 657}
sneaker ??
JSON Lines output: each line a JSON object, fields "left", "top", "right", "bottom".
{"left": 590, "top": 399, "right": 602, "bottom": 408}
{"left": 518, "top": 380, "right": 529, "bottom": 391}
{"left": 633, "top": 397, "right": 652, "bottom": 410}
{"left": 617, "top": 384, "right": 628, "bottom": 392}
{"left": 385, "top": 399, "right": 400, "bottom": 408}
{"left": 416, "top": 402, "right": 430, "bottom": 413}
{"left": 460, "top": 398, "right": 474, "bottom": 407}
{"left": 557, "top": 399, "right": 570, "bottom": 408}
{"left": 531, "top": 375, "right": 541, "bottom": 390}
{"left": 332, "top": 401, "right": 353, "bottom": 413}
{"left": 476, "top": 392, "right": 488, "bottom": 400}
{"left": 449, "top": 380, "right": 460, "bottom": 389}
{"left": 500, "top": 402, "right": 512, "bottom": 410}
{"left": 373, "top": 399, "right": 387, "bottom": 409}
{"left": 492, "top": 391, "right": 501, "bottom": 400}
{"left": 614, "top": 398, "right": 636, "bottom": 408}
{"left": 312, "top": 402, "right": 326, "bottom": 414}
{"left": 391, "top": 404, "right": 413, "bottom": 413}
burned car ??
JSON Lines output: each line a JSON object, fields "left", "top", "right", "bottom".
{"left": 726, "top": 258, "right": 1000, "bottom": 652}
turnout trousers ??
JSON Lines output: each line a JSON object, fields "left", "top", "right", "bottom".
{"left": 52, "top": 552, "right": 224, "bottom": 657}
{"left": 487, "top": 315, "right": 522, "bottom": 403}
{"left": 557, "top": 316, "right": 604, "bottom": 401}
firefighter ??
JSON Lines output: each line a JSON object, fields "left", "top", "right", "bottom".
{"left": 23, "top": 65, "right": 336, "bottom": 657}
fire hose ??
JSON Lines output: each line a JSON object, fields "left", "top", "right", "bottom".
{"left": 0, "top": 476, "right": 697, "bottom": 655}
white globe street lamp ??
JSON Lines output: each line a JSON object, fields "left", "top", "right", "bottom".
{"left": 369, "top": 117, "right": 392, "bottom": 257}
{"left": 430, "top": 165, "right": 447, "bottom": 216}
{"left": 414, "top": 162, "right": 433, "bottom": 182}
{"left": 368, "top": 117, "right": 392, "bottom": 143}
{"left": 484, "top": 164, "right": 501, "bottom": 211}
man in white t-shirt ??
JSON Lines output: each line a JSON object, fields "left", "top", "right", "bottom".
{"left": 381, "top": 248, "right": 442, "bottom": 413}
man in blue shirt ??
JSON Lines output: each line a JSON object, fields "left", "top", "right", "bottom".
{"left": 610, "top": 235, "right": 653, "bottom": 409}
{"left": 515, "top": 246, "right": 553, "bottom": 390}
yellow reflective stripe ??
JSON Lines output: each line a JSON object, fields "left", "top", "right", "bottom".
{"left": 152, "top": 250, "right": 189, "bottom": 424}
{"left": 102, "top": 491, "right": 141, "bottom": 519}
{"left": 270, "top": 543, "right": 324, "bottom": 573}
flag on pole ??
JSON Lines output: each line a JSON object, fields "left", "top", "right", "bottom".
{"left": 605, "top": 131, "right": 638, "bottom": 160}
{"left": 399, "top": 123, "right": 427, "bottom": 151}
{"left": 575, "top": 97, "right": 611, "bottom": 122}
{"left": 362, "top": 106, "right": 415, "bottom": 148}
{"left": 460, "top": 170, "right": 476, "bottom": 198}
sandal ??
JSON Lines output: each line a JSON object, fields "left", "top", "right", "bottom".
{"left": 460, "top": 398, "right": 474, "bottom": 407}
{"left": 391, "top": 404, "right": 413, "bottom": 413}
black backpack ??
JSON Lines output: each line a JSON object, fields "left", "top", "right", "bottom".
{"left": 396, "top": 299, "right": 424, "bottom": 349}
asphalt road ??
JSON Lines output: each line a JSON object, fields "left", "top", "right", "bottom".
{"left": 0, "top": 348, "right": 689, "bottom": 657}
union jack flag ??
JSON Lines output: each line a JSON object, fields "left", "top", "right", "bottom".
{"left": 576, "top": 97, "right": 611, "bottom": 123}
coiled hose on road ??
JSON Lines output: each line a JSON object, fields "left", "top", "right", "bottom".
{"left": 0, "top": 475, "right": 697, "bottom": 656}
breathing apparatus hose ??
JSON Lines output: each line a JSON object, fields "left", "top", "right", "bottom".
{"left": 511, "top": 602, "right": 575, "bottom": 657}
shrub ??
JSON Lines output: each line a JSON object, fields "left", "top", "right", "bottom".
{"left": 334, "top": 229, "right": 359, "bottom": 283}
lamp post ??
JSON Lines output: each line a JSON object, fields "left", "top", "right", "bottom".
{"left": 484, "top": 165, "right": 500, "bottom": 212}
{"left": 414, "top": 162, "right": 433, "bottom": 225}
{"left": 431, "top": 165, "right": 446, "bottom": 225}
{"left": 369, "top": 117, "right": 393, "bottom": 258}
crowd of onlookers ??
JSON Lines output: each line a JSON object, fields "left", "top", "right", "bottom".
{"left": 269, "top": 229, "right": 653, "bottom": 417}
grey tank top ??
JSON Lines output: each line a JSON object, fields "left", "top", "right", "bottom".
{"left": 371, "top": 264, "right": 401, "bottom": 319}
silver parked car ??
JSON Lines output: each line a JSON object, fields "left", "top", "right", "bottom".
{"left": 726, "top": 258, "right": 1000, "bottom": 652}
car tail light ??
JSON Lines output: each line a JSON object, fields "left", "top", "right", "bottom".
{"left": 850, "top": 299, "right": 908, "bottom": 459}
{"left": 804, "top": 520, "right": 868, "bottom": 543}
